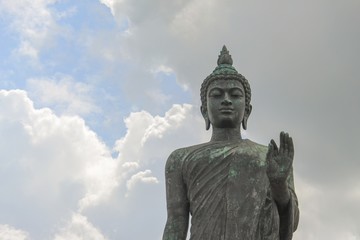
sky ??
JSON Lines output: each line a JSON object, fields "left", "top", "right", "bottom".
{"left": 0, "top": 0, "right": 359, "bottom": 239}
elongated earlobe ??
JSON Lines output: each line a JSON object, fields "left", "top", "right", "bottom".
{"left": 242, "top": 117, "right": 248, "bottom": 130}
{"left": 242, "top": 104, "right": 252, "bottom": 130}
{"left": 205, "top": 117, "right": 210, "bottom": 130}
{"left": 201, "top": 106, "right": 211, "bottom": 131}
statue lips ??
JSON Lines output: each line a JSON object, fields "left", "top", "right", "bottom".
{"left": 219, "top": 107, "right": 234, "bottom": 114}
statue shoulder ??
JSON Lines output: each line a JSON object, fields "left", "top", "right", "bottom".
{"left": 165, "top": 143, "right": 208, "bottom": 172}
{"left": 243, "top": 139, "right": 268, "bottom": 158}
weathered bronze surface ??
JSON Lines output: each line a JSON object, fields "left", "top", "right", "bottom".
{"left": 163, "top": 46, "right": 299, "bottom": 240}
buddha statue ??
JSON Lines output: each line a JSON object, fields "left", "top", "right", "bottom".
{"left": 163, "top": 46, "right": 299, "bottom": 240}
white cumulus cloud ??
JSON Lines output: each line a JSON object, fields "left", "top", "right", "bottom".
{"left": 0, "top": 89, "right": 118, "bottom": 238}
{"left": 126, "top": 170, "right": 159, "bottom": 196}
{"left": 54, "top": 213, "right": 107, "bottom": 240}
{"left": 0, "top": 225, "right": 30, "bottom": 240}
{"left": 27, "top": 74, "right": 98, "bottom": 116}
{"left": 0, "top": 88, "right": 209, "bottom": 239}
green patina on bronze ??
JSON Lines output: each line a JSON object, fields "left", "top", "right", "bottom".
{"left": 228, "top": 168, "right": 238, "bottom": 178}
{"left": 163, "top": 46, "right": 299, "bottom": 240}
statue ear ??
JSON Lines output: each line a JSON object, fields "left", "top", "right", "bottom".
{"left": 242, "top": 104, "right": 252, "bottom": 130}
{"left": 201, "top": 106, "right": 211, "bottom": 131}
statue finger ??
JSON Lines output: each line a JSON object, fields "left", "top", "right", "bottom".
{"left": 266, "top": 142, "right": 274, "bottom": 160}
{"left": 285, "top": 141, "right": 294, "bottom": 170}
{"left": 270, "top": 139, "right": 278, "bottom": 154}
{"left": 280, "top": 131, "right": 285, "bottom": 154}
{"left": 284, "top": 132, "right": 289, "bottom": 154}
{"left": 289, "top": 137, "right": 294, "bottom": 159}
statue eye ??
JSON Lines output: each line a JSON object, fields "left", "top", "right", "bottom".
{"left": 209, "top": 89, "right": 223, "bottom": 97}
{"left": 231, "top": 89, "right": 243, "bottom": 98}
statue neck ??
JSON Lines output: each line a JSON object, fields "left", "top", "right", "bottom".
{"left": 210, "top": 127, "right": 242, "bottom": 142}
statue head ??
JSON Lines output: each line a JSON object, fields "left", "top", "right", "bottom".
{"left": 200, "top": 46, "right": 252, "bottom": 130}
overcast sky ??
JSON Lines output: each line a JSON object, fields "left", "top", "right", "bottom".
{"left": 0, "top": 0, "right": 359, "bottom": 239}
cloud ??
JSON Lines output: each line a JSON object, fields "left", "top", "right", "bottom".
{"left": 293, "top": 175, "right": 360, "bottom": 240}
{"left": 99, "top": 0, "right": 119, "bottom": 17}
{"left": 98, "top": 103, "right": 209, "bottom": 239}
{"left": 99, "top": 0, "right": 360, "bottom": 114}
{"left": 0, "top": 225, "right": 30, "bottom": 240}
{"left": 126, "top": 170, "right": 159, "bottom": 196}
{"left": 110, "top": 103, "right": 206, "bottom": 203}
{"left": 0, "top": 89, "right": 208, "bottom": 239}
{"left": 0, "top": 89, "right": 117, "bottom": 237}
{"left": 170, "top": 0, "right": 217, "bottom": 41}
{"left": 54, "top": 213, "right": 107, "bottom": 240}
{"left": 114, "top": 103, "right": 207, "bottom": 171}
{"left": 16, "top": 41, "right": 38, "bottom": 59}
{"left": 1, "top": 0, "right": 359, "bottom": 238}
{"left": 97, "top": 0, "right": 223, "bottom": 94}
{"left": 0, "top": 0, "right": 68, "bottom": 64}
{"left": 27, "top": 74, "right": 98, "bottom": 116}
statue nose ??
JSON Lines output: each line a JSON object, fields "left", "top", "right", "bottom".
{"left": 222, "top": 96, "right": 232, "bottom": 105}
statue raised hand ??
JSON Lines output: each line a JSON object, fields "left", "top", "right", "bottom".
{"left": 267, "top": 131, "right": 295, "bottom": 209}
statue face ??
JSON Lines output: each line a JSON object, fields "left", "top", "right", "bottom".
{"left": 206, "top": 79, "right": 246, "bottom": 129}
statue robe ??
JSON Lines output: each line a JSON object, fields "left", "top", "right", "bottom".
{"left": 165, "top": 139, "right": 299, "bottom": 240}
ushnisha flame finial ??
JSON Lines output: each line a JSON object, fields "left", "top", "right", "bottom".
{"left": 211, "top": 45, "right": 238, "bottom": 75}
{"left": 217, "top": 45, "right": 233, "bottom": 66}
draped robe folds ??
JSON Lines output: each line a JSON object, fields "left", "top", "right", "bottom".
{"left": 165, "top": 139, "right": 299, "bottom": 240}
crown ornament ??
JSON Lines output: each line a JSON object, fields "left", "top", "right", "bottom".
{"left": 210, "top": 45, "right": 239, "bottom": 76}
{"left": 217, "top": 45, "right": 233, "bottom": 65}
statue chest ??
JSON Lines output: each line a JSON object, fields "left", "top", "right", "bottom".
{"left": 182, "top": 145, "right": 273, "bottom": 239}
{"left": 183, "top": 145, "right": 268, "bottom": 186}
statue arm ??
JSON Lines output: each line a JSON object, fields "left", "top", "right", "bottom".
{"left": 162, "top": 150, "right": 190, "bottom": 240}
{"left": 266, "top": 132, "right": 299, "bottom": 239}
{"left": 277, "top": 167, "right": 300, "bottom": 240}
